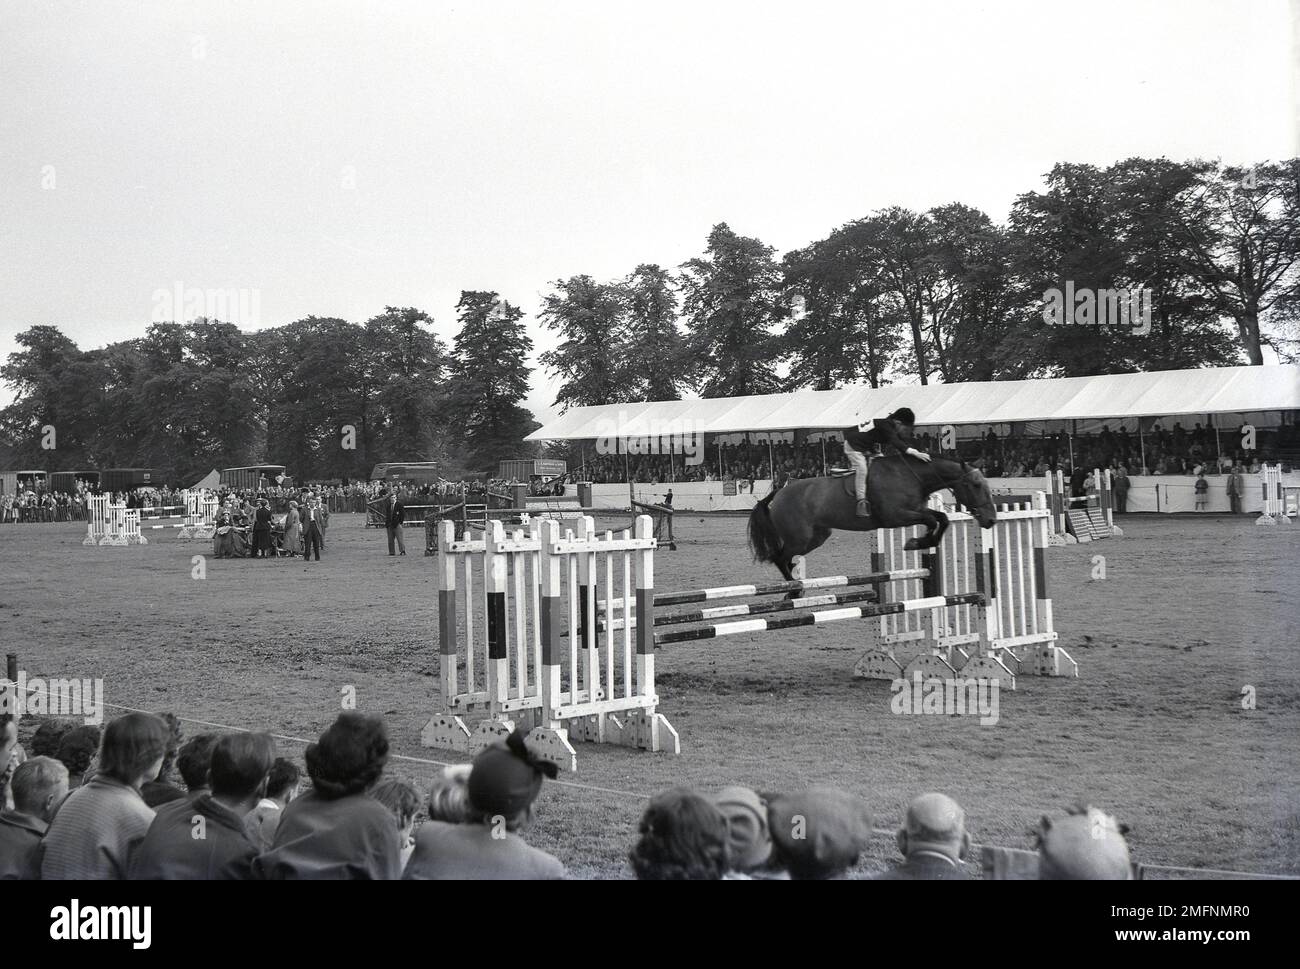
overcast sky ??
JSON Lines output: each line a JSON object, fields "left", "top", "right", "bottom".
{"left": 0, "top": 0, "right": 1295, "bottom": 420}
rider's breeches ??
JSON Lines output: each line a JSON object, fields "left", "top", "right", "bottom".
{"left": 844, "top": 442, "right": 868, "bottom": 500}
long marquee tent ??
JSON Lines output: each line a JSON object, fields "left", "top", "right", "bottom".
{"left": 527, "top": 365, "right": 1300, "bottom": 441}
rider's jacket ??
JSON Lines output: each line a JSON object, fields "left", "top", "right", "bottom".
{"left": 843, "top": 418, "right": 913, "bottom": 454}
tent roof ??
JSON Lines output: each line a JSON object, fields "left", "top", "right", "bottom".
{"left": 526, "top": 365, "right": 1300, "bottom": 440}
{"left": 190, "top": 469, "right": 221, "bottom": 490}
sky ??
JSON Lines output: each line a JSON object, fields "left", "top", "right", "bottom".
{"left": 0, "top": 0, "right": 1295, "bottom": 422}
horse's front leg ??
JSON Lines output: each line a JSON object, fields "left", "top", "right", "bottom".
{"left": 901, "top": 509, "right": 949, "bottom": 550}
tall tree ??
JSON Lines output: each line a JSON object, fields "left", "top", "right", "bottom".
{"left": 781, "top": 228, "right": 904, "bottom": 389}
{"left": 446, "top": 291, "right": 537, "bottom": 472}
{"left": 679, "top": 223, "right": 785, "bottom": 397}
{"left": 1171, "top": 159, "right": 1300, "bottom": 365}
{"left": 366, "top": 306, "right": 449, "bottom": 460}
{"left": 538, "top": 275, "right": 629, "bottom": 409}
{"left": 624, "top": 264, "right": 686, "bottom": 401}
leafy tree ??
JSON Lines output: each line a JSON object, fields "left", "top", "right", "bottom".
{"left": 538, "top": 275, "right": 629, "bottom": 409}
{"left": 624, "top": 264, "right": 686, "bottom": 401}
{"left": 679, "top": 223, "right": 785, "bottom": 397}
{"left": 446, "top": 291, "right": 538, "bottom": 472}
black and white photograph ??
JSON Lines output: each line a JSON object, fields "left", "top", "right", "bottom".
{"left": 0, "top": 0, "right": 1296, "bottom": 944}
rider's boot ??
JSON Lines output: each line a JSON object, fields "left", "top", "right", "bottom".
{"left": 856, "top": 498, "right": 871, "bottom": 518}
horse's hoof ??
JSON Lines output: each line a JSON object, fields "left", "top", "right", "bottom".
{"left": 903, "top": 537, "right": 925, "bottom": 551}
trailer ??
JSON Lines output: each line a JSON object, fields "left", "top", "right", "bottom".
{"left": 48, "top": 470, "right": 100, "bottom": 493}
{"left": 220, "top": 465, "right": 288, "bottom": 492}
{"left": 498, "top": 459, "right": 567, "bottom": 482}
{"left": 99, "top": 468, "right": 157, "bottom": 493}
{"left": 370, "top": 461, "right": 440, "bottom": 484}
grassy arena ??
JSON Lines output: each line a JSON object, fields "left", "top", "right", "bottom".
{"left": 5, "top": 514, "right": 1299, "bottom": 878}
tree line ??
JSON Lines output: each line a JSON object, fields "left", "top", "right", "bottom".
{"left": 2, "top": 158, "right": 1295, "bottom": 484}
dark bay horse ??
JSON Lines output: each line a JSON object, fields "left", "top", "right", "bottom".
{"left": 747, "top": 454, "right": 998, "bottom": 581}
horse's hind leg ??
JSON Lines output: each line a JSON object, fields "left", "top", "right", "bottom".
{"left": 786, "top": 526, "right": 832, "bottom": 587}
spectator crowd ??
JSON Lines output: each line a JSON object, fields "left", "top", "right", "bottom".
{"left": 1, "top": 709, "right": 1136, "bottom": 881}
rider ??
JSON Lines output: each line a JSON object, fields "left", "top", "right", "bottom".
{"left": 842, "top": 407, "right": 932, "bottom": 518}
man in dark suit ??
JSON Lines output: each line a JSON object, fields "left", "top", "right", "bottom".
{"left": 303, "top": 497, "right": 325, "bottom": 562}
{"left": 385, "top": 489, "right": 406, "bottom": 556}
{"left": 874, "top": 792, "right": 971, "bottom": 880}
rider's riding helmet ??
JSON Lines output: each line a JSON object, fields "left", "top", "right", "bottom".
{"left": 889, "top": 407, "right": 916, "bottom": 427}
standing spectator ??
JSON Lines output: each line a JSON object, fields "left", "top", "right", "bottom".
{"left": 282, "top": 501, "right": 301, "bottom": 557}
{"left": 303, "top": 498, "right": 325, "bottom": 563}
{"left": 130, "top": 733, "right": 275, "bottom": 880}
{"left": 244, "top": 757, "right": 301, "bottom": 852}
{"left": 1112, "top": 466, "right": 1129, "bottom": 514}
{"left": 0, "top": 757, "right": 69, "bottom": 879}
{"left": 41, "top": 712, "right": 168, "bottom": 879}
{"left": 1226, "top": 465, "right": 1244, "bottom": 514}
{"left": 875, "top": 793, "right": 971, "bottom": 880}
{"left": 255, "top": 712, "right": 400, "bottom": 879}
{"left": 384, "top": 488, "right": 406, "bottom": 556}
{"left": 253, "top": 498, "right": 273, "bottom": 559}
{"left": 1194, "top": 472, "right": 1209, "bottom": 512}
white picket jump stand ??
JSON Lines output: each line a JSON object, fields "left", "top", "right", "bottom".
{"left": 83, "top": 495, "right": 147, "bottom": 546}
{"left": 423, "top": 515, "right": 678, "bottom": 772}
{"left": 178, "top": 491, "right": 220, "bottom": 540}
{"left": 853, "top": 492, "right": 1072, "bottom": 687}
{"left": 1256, "top": 464, "right": 1292, "bottom": 525}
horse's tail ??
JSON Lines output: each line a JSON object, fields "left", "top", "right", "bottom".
{"left": 747, "top": 490, "right": 783, "bottom": 564}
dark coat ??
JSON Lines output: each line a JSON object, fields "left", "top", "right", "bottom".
{"left": 130, "top": 795, "right": 258, "bottom": 880}
{"left": 844, "top": 417, "right": 912, "bottom": 454}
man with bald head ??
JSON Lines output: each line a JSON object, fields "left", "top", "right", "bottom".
{"left": 1037, "top": 805, "right": 1133, "bottom": 880}
{"left": 875, "top": 792, "right": 971, "bottom": 880}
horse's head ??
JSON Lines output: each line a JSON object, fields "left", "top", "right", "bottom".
{"left": 954, "top": 466, "right": 998, "bottom": 529}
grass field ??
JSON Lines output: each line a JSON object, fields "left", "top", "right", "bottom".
{"left": 4, "top": 512, "right": 1298, "bottom": 878}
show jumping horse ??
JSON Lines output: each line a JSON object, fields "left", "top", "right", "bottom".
{"left": 747, "top": 454, "right": 998, "bottom": 581}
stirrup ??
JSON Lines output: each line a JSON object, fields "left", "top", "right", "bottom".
{"left": 856, "top": 499, "right": 871, "bottom": 518}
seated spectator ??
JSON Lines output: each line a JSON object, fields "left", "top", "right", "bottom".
{"left": 244, "top": 757, "right": 301, "bottom": 852}
{"left": 875, "top": 792, "right": 971, "bottom": 880}
{"left": 0, "top": 714, "right": 21, "bottom": 809}
{"left": 174, "top": 732, "right": 219, "bottom": 800}
{"left": 1037, "top": 804, "right": 1133, "bottom": 880}
{"left": 766, "top": 787, "right": 873, "bottom": 880}
{"left": 709, "top": 786, "right": 776, "bottom": 878}
{"left": 629, "top": 787, "right": 729, "bottom": 880}
{"left": 54, "top": 725, "right": 100, "bottom": 789}
{"left": 140, "top": 713, "right": 188, "bottom": 808}
{"left": 41, "top": 712, "right": 168, "bottom": 879}
{"left": 28, "top": 719, "right": 74, "bottom": 758}
{"left": 0, "top": 757, "right": 69, "bottom": 879}
{"left": 371, "top": 778, "right": 422, "bottom": 873}
{"left": 426, "top": 764, "right": 473, "bottom": 824}
{"left": 131, "top": 733, "right": 275, "bottom": 880}
{"left": 255, "top": 712, "right": 401, "bottom": 879}
{"left": 404, "top": 730, "right": 564, "bottom": 880}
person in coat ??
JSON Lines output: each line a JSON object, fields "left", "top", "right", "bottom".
{"left": 252, "top": 498, "right": 273, "bottom": 558}
{"left": 282, "top": 501, "right": 302, "bottom": 556}
{"left": 385, "top": 489, "right": 406, "bottom": 556}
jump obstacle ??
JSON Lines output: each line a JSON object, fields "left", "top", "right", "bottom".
{"left": 423, "top": 489, "right": 1074, "bottom": 771}
{"left": 421, "top": 488, "right": 676, "bottom": 554}
{"left": 998, "top": 469, "right": 1122, "bottom": 544}
{"left": 421, "top": 516, "right": 676, "bottom": 772}
{"left": 1257, "top": 464, "right": 1294, "bottom": 525}
{"left": 81, "top": 495, "right": 146, "bottom": 546}
{"left": 82, "top": 490, "right": 218, "bottom": 546}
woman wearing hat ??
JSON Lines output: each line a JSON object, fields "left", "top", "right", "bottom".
{"left": 403, "top": 730, "right": 564, "bottom": 880}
